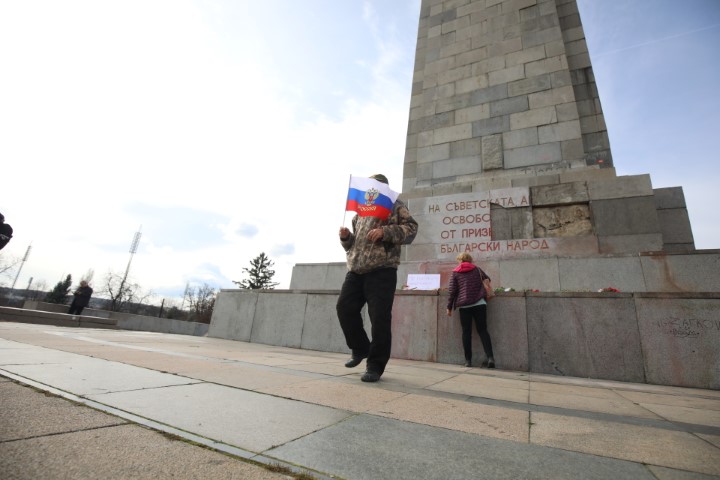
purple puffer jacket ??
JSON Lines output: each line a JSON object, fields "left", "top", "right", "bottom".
{"left": 447, "top": 262, "right": 490, "bottom": 310}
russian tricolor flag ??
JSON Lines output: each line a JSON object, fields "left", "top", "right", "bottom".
{"left": 345, "top": 176, "right": 400, "bottom": 220}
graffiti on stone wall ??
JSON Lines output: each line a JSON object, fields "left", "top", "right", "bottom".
{"left": 656, "top": 318, "right": 720, "bottom": 338}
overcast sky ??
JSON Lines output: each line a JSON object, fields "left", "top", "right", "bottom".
{"left": 1, "top": 0, "right": 718, "bottom": 303}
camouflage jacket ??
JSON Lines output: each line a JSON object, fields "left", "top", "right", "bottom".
{"left": 341, "top": 199, "right": 418, "bottom": 274}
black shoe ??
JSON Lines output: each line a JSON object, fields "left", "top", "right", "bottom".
{"left": 361, "top": 371, "right": 381, "bottom": 382}
{"left": 464, "top": 360, "right": 471, "bottom": 367}
{"left": 487, "top": 357, "right": 495, "bottom": 369}
{"left": 480, "top": 359, "right": 488, "bottom": 368}
{"left": 344, "top": 355, "right": 367, "bottom": 368}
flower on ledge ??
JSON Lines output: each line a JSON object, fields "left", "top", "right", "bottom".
{"left": 598, "top": 287, "right": 620, "bottom": 293}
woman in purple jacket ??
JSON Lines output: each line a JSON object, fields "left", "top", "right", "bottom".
{"left": 446, "top": 252, "right": 495, "bottom": 368}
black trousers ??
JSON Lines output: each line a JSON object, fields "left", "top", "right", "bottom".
{"left": 336, "top": 268, "right": 397, "bottom": 375}
{"left": 68, "top": 302, "right": 85, "bottom": 315}
{"left": 459, "top": 304, "right": 494, "bottom": 361}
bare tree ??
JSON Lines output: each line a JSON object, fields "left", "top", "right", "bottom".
{"left": 186, "top": 283, "right": 216, "bottom": 323}
{"left": 0, "top": 253, "right": 20, "bottom": 286}
{"left": 81, "top": 268, "right": 95, "bottom": 284}
{"left": 29, "top": 280, "right": 48, "bottom": 300}
{"left": 99, "top": 270, "right": 152, "bottom": 312}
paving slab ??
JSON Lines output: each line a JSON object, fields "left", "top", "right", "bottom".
{"left": 259, "top": 377, "right": 408, "bottom": 413}
{"left": 0, "top": 419, "right": 288, "bottom": 480}
{"left": 367, "top": 392, "right": 529, "bottom": 442}
{"left": 699, "top": 433, "right": 720, "bottom": 449}
{"left": 647, "top": 465, "right": 720, "bottom": 480}
{"left": 636, "top": 403, "right": 720, "bottom": 428}
{"left": 529, "top": 389, "right": 661, "bottom": 419}
{"left": 0, "top": 381, "right": 127, "bottom": 441}
{"left": 430, "top": 373, "right": 530, "bottom": 403}
{"left": 86, "top": 382, "right": 351, "bottom": 453}
{"left": 530, "top": 412, "right": 720, "bottom": 476}
{"left": 268, "top": 413, "right": 656, "bottom": 480}
{"left": 172, "top": 361, "right": 329, "bottom": 390}
{"left": 0, "top": 349, "right": 199, "bottom": 395}
{"left": 616, "top": 390, "right": 720, "bottom": 411}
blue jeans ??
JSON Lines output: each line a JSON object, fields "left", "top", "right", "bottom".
{"left": 336, "top": 268, "right": 397, "bottom": 375}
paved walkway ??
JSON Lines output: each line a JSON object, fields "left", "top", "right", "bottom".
{"left": 1, "top": 321, "right": 719, "bottom": 480}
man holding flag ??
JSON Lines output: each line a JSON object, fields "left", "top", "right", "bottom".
{"left": 337, "top": 174, "right": 418, "bottom": 382}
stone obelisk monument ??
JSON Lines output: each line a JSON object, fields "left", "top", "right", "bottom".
{"left": 398, "top": 0, "right": 695, "bottom": 288}
{"left": 220, "top": 0, "right": 718, "bottom": 389}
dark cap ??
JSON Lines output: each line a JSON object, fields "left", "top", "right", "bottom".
{"left": 369, "top": 174, "right": 389, "bottom": 184}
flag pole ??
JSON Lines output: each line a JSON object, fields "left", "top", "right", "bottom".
{"left": 342, "top": 174, "right": 352, "bottom": 227}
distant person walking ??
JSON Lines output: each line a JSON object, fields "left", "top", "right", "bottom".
{"left": 446, "top": 253, "right": 495, "bottom": 368}
{"left": 68, "top": 281, "right": 93, "bottom": 315}
{"left": 337, "top": 174, "right": 418, "bottom": 382}
{"left": 0, "top": 213, "right": 13, "bottom": 251}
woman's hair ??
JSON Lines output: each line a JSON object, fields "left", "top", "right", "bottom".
{"left": 456, "top": 252, "right": 473, "bottom": 263}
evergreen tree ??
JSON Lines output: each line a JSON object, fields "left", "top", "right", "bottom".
{"left": 46, "top": 274, "right": 72, "bottom": 304}
{"left": 233, "top": 252, "right": 279, "bottom": 290}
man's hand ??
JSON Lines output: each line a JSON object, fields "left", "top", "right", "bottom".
{"left": 366, "top": 228, "right": 384, "bottom": 243}
{"left": 339, "top": 227, "right": 350, "bottom": 240}
{"left": 446, "top": 309, "right": 452, "bottom": 317}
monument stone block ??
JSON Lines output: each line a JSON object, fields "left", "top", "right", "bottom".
{"left": 558, "top": 166, "right": 615, "bottom": 183}
{"left": 450, "top": 137, "right": 483, "bottom": 157}
{"left": 529, "top": 85, "right": 575, "bottom": 109}
{"left": 526, "top": 295, "right": 646, "bottom": 382}
{"left": 434, "top": 156, "right": 482, "bottom": 178}
{"left": 469, "top": 84, "right": 508, "bottom": 105}
{"left": 209, "top": 290, "right": 257, "bottom": 342}
{"left": 640, "top": 253, "right": 720, "bottom": 292}
{"left": 597, "top": 234, "right": 664, "bottom": 255}
{"left": 490, "top": 205, "right": 511, "bottom": 239}
{"left": 560, "top": 137, "right": 584, "bottom": 160}
{"left": 506, "top": 45, "right": 547, "bottom": 68}
{"left": 499, "top": 257, "right": 561, "bottom": 292}
{"left": 591, "top": 197, "right": 660, "bottom": 236}
{"left": 390, "top": 294, "right": 438, "bottom": 361}
{"left": 490, "top": 96, "right": 529, "bottom": 117}
{"left": 503, "top": 127, "right": 538, "bottom": 149}
{"left": 481, "top": 134, "right": 504, "bottom": 170}
{"left": 300, "top": 294, "right": 354, "bottom": 354}
{"left": 538, "top": 120, "right": 582, "bottom": 143}
{"left": 472, "top": 115, "right": 510, "bottom": 137}
{"left": 556, "top": 103, "right": 579, "bottom": 122}
{"left": 511, "top": 174, "right": 560, "bottom": 188}
{"left": 250, "top": 293, "right": 306, "bottom": 348}
{"left": 510, "top": 206, "right": 534, "bottom": 239}
{"left": 455, "top": 104, "right": 490, "bottom": 124}
{"left": 559, "top": 256, "right": 645, "bottom": 292}
{"left": 532, "top": 205, "right": 592, "bottom": 238}
{"left": 509, "top": 105, "right": 558, "bottom": 130}
{"left": 654, "top": 186, "right": 687, "bottom": 209}
{"left": 634, "top": 295, "right": 720, "bottom": 389}
{"left": 508, "top": 73, "right": 551, "bottom": 97}
{"left": 656, "top": 209, "right": 695, "bottom": 245}
{"left": 504, "top": 143, "right": 561, "bottom": 169}
{"left": 531, "top": 181, "right": 589, "bottom": 206}
{"left": 588, "top": 174, "right": 653, "bottom": 200}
